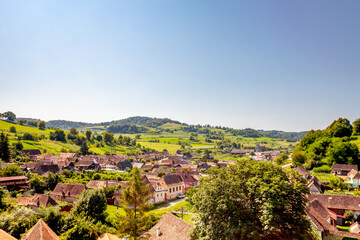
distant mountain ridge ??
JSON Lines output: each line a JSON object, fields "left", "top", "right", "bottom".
{"left": 46, "top": 116, "right": 182, "bottom": 129}
{"left": 45, "top": 116, "right": 307, "bottom": 140}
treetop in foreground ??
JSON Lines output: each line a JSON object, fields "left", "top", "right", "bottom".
{"left": 191, "top": 158, "right": 315, "bottom": 240}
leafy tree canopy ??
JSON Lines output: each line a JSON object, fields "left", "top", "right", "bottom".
{"left": 191, "top": 159, "right": 314, "bottom": 240}
{"left": 0, "top": 165, "right": 23, "bottom": 177}
{"left": 72, "top": 188, "right": 107, "bottom": 222}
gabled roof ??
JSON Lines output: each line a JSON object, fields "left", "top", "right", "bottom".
{"left": 307, "top": 176, "right": 322, "bottom": 193}
{"left": 307, "top": 197, "right": 360, "bottom": 239}
{"left": 294, "top": 165, "right": 309, "bottom": 178}
{"left": 51, "top": 183, "right": 86, "bottom": 198}
{"left": 22, "top": 149, "right": 41, "bottom": 156}
{"left": 147, "top": 212, "right": 193, "bottom": 240}
{"left": 163, "top": 174, "right": 182, "bottom": 185}
{"left": 305, "top": 199, "right": 335, "bottom": 232}
{"left": 86, "top": 180, "right": 124, "bottom": 189}
{"left": 37, "top": 164, "right": 59, "bottom": 173}
{"left": 0, "top": 229, "right": 16, "bottom": 240}
{"left": 143, "top": 164, "right": 154, "bottom": 171}
{"left": 176, "top": 173, "right": 198, "bottom": 185}
{"left": 97, "top": 233, "right": 120, "bottom": 240}
{"left": 0, "top": 176, "right": 28, "bottom": 182}
{"left": 17, "top": 194, "right": 58, "bottom": 208}
{"left": 332, "top": 164, "right": 358, "bottom": 172}
{"left": 308, "top": 194, "right": 360, "bottom": 211}
{"left": 118, "top": 161, "right": 133, "bottom": 169}
{"left": 22, "top": 219, "right": 59, "bottom": 240}
{"left": 152, "top": 168, "right": 171, "bottom": 175}
{"left": 230, "top": 149, "right": 253, "bottom": 154}
{"left": 348, "top": 169, "right": 360, "bottom": 179}
{"left": 58, "top": 153, "right": 77, "bottom": 159}
{"left": 76, "top": 159, "right": 98, "bottom": 167}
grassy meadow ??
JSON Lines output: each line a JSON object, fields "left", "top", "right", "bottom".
{"left": 0, "top": 119, "right": 295, "bottom": 157}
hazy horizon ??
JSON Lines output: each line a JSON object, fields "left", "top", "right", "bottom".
{"left": 10, "top": 113, "right": 332, "bottom": 133}
{"left": 1, "top": 1, "right": 359, "bottom": 132}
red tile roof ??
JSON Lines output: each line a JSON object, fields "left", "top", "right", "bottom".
{"left": 17, "top": 194, "right": 58, "bottom": 208}
{"left": 22, "top": 219, "right": 59, "bottom": 240}
{"left": 146, "top": 212, "right": 193, "bottom": 240}
{"left": 0, "top": 176, "right": 27, "bottom": 182}
{"left": 308, "top": 194, "right": 360, "bottom": 211}
{"left": 0, "top": 229, "right": 16, "bottom": 240}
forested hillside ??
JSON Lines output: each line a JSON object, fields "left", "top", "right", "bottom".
{"left": 292, "top": 118, "right": 360, "bottom": 171}
{"left": 45, "top": 116, "right": 307, "bottom": 139}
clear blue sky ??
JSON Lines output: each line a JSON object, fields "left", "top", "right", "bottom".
{"left": 0, "top": 0, "right": 359, "bottom": 131}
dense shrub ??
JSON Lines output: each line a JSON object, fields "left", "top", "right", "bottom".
{"left": 312, "top": 165, "right": 332, "bottom": 173}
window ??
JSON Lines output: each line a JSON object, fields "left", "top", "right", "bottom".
{"left": 170, "top": 188, "right": 172, "bottom": 193}
{"left": 157, "top": 194, "right": 158, "bottom": 197}
{"left": 176, "top": 187, "right": 178, "bottom": 191}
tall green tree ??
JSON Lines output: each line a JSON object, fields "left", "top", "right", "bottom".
{"left": 38, "top": 121, "right": 46, "bottom": 130}
{"left": 50, "top": 128, "right": 66, "bottom": 141}
{"left": 80, "top": 141, "right": 89, "bottom": 156}
{"left": 2, "top": 111, "right": 16, "bottom": 122}
{"left": 69, "top": 127, "right": 78, "bottom": 135}
{"left": 326, "top": 118, "right": 353, "bottom": 138}
{"left": 0, "top": 132, "right": 10, "bottom": 162}
{"left": 72, "top": 188, "right": 107, "bottom": 222}
{"left": 29, "top": 176, "right": 46, "bottom": 193}
{"left": 116, "top": 167, "right": 152, "bottom": 240}
{"left": 103, "top": 132, "right": 114, "bottom": 144}
{"left": 85, "top": 130, "right": 92, "bottom": 140}
{"left": 327, "top": 141, "right": 359, "bottom": 165}
{"left": 191, "top": 159, "right": 315, "bottom": 240}
{"left": 292, "top": 151, "right": 307, "bottom": 167}
{"left": 45, "top": 172, "right": 63, "bottom": 190}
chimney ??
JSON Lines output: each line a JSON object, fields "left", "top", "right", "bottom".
{"left": 156, "top": 227, "right": 161, "bottom": 236}
{"left": 36, "top": 197, "right": 40, "bottom": 207}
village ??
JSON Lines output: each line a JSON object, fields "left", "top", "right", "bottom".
{"left": 0, "top": 144, "right": 358, "bottom": 240}
{"left": 0, "top": 146, "right": 290, "bottom": 240}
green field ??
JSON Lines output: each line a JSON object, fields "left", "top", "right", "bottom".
{"left": 0, "top": 119, "right": 295, "bottom": 157}
{"left": 106, "top": 200, "right": 194, "bottom": 224}
{"left": 352, "top": 136, "right": 360, "bottom": 149}
{"left": 0, "top": 120, "right": 52, "bottom": 136}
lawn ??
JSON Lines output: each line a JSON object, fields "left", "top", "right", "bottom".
{"left": 351, "top": 136, "right": 360, "bottom": 150}
{"left": 311, "top": 172, "right": 333, "bottom": 184}
{"left": 137, "top": 141, "right": 181, "bottom": 154}
{"left": 106, "top": 200, "right": 194, "bottom": 224}
{"left": 0, "top": 120, "right": 52, "bottom": 136}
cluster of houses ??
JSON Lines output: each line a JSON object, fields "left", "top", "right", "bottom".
{"left": 15, "top": 149, "right": 360, "bottom": 239}
{"left": 19, "top": 149, "right": 236, "bottom": 177}
{"left": 230, "top": 147, "right": 284, "bottom": 161}
{"left": 294, "top": 164, "right": 360, "bottom": 239}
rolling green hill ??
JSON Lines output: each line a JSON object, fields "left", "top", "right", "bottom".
{"left": 0, "top": 118, "right": 295, "bottom": 156}
{"left": 45, "top": 116, "right": 307, "bottom": 140}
